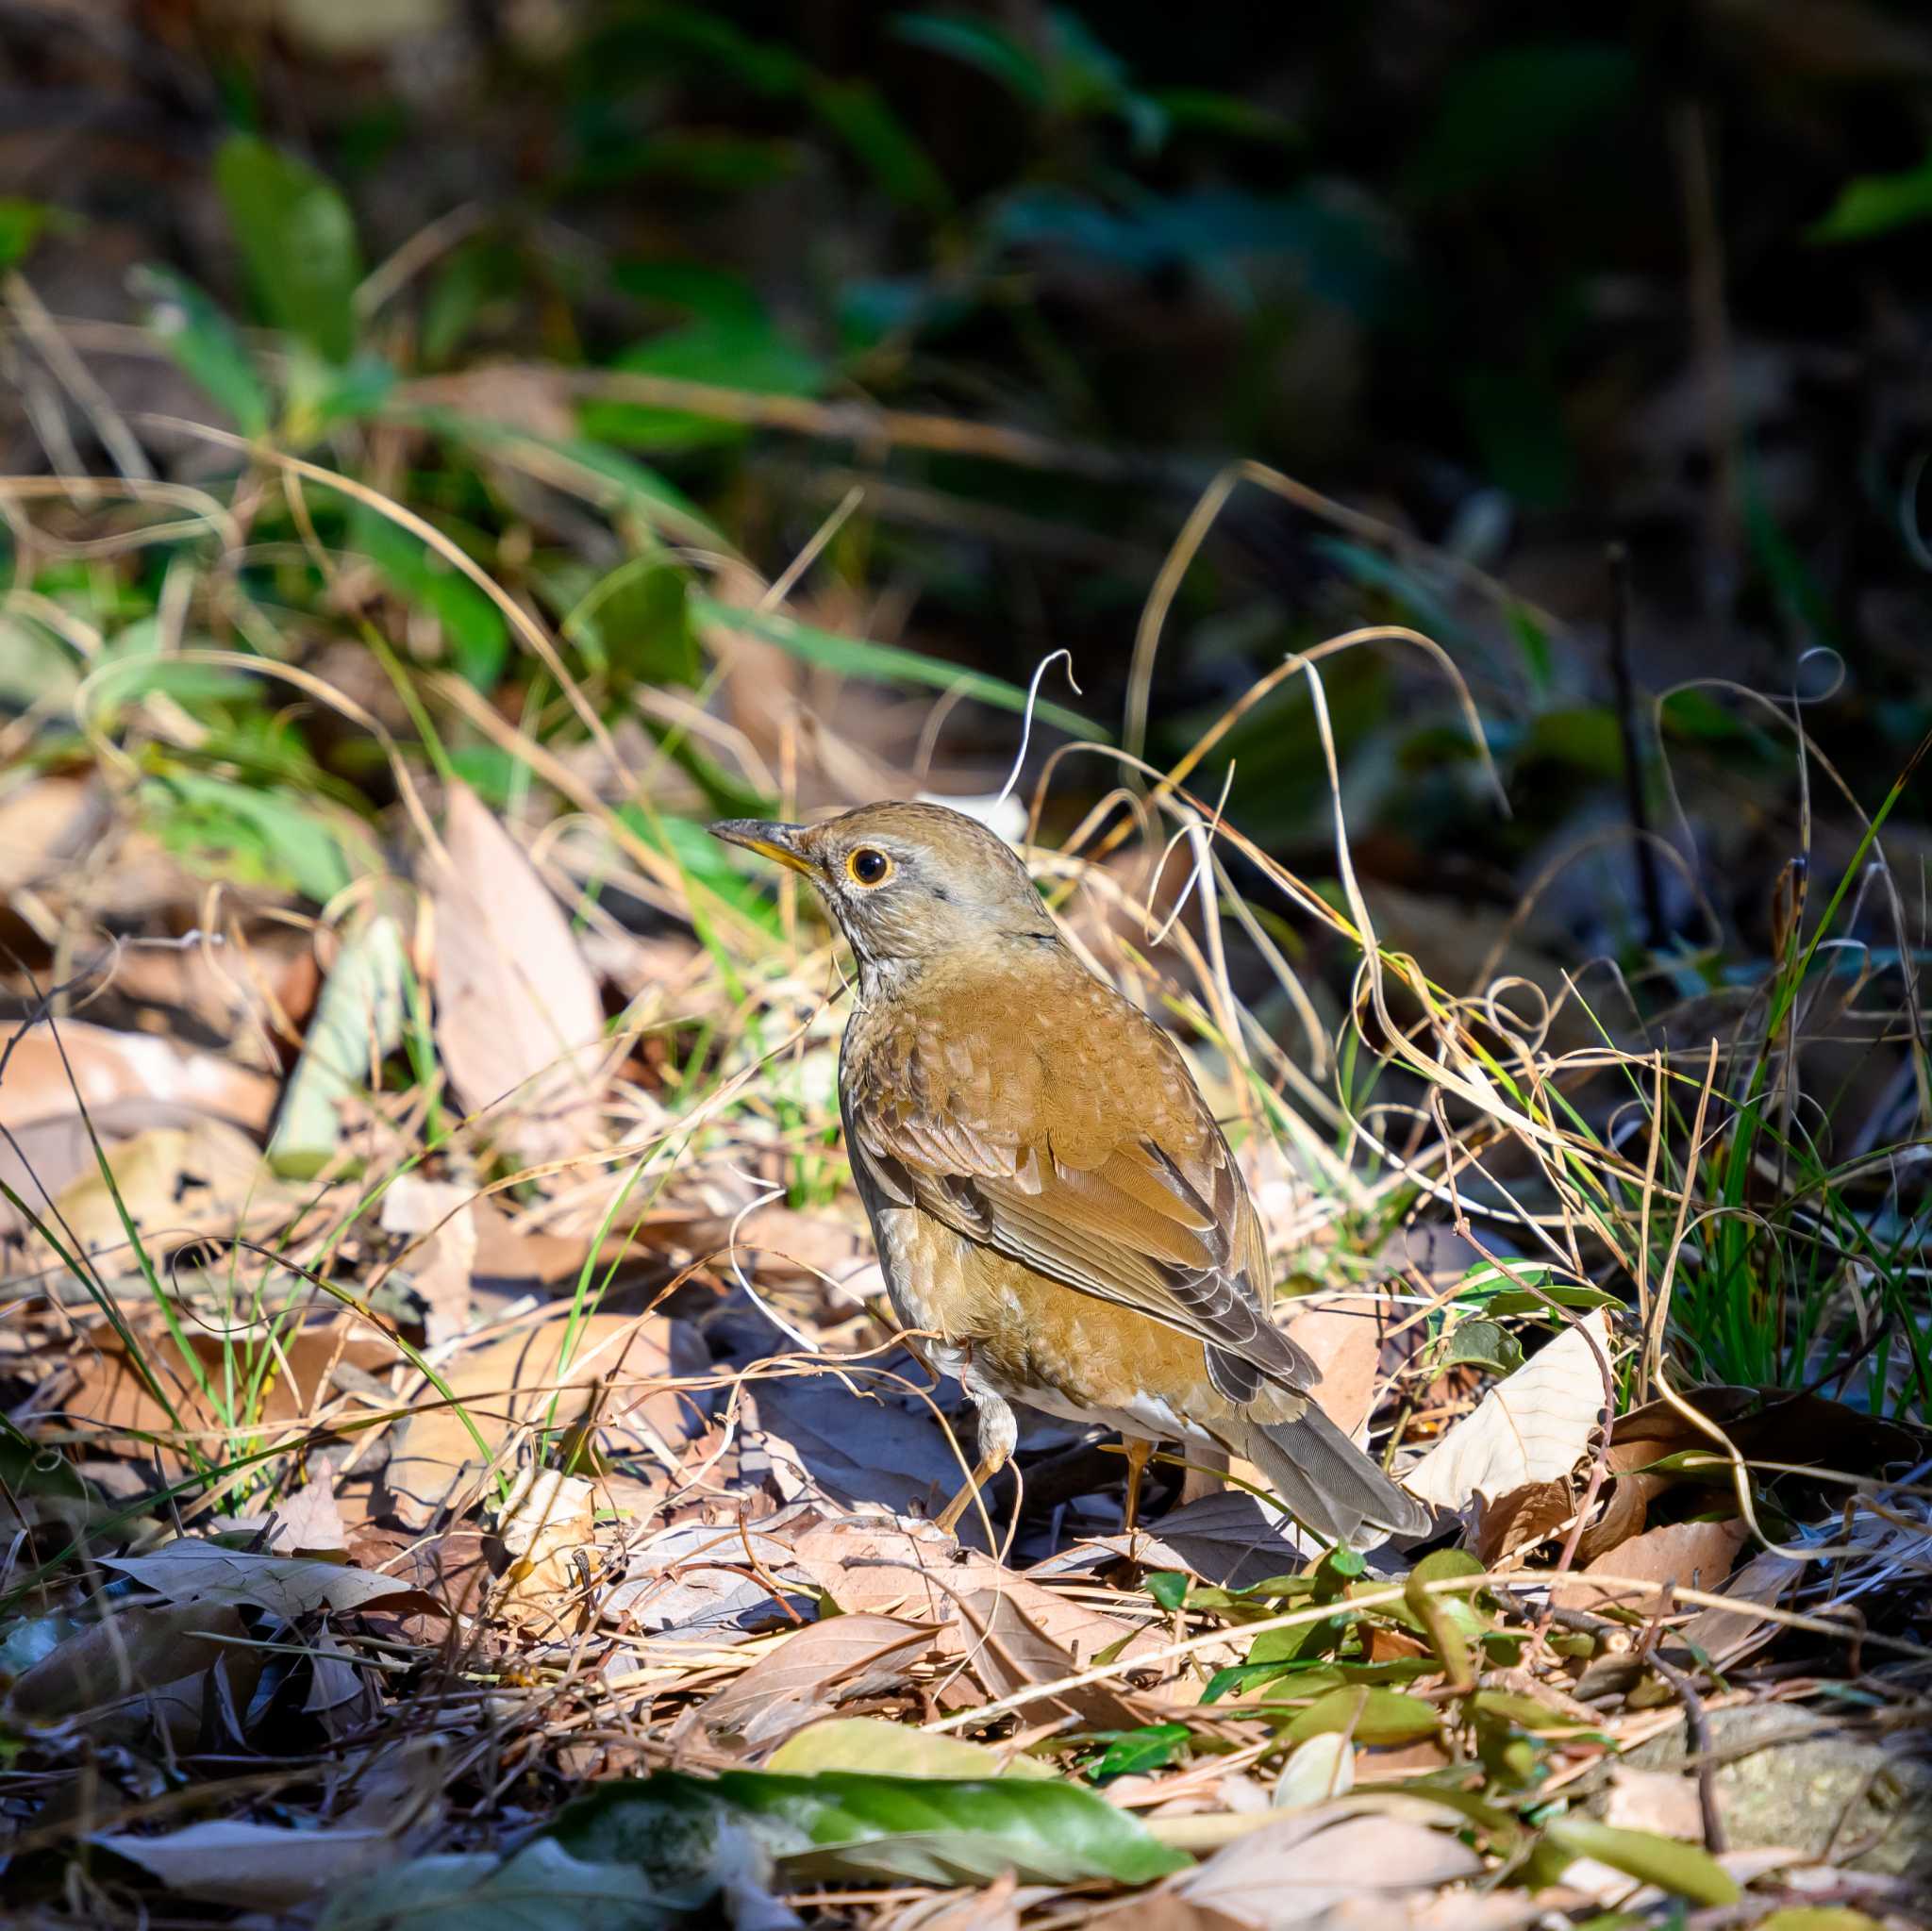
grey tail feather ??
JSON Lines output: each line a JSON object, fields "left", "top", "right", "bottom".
{"left": 1236, "top": 1404, "right": 1433, "bottom": 1546}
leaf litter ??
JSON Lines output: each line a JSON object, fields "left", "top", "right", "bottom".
{"left": 3, "top": 581, "right": 1930, "bottom": 1931}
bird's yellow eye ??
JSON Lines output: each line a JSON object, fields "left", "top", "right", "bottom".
{"left": 846, "top": 846, "right": 893, "bottom": 888}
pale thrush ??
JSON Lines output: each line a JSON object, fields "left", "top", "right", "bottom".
{"left": 712, "top": 802, "right": 1429, "bottom": 1543}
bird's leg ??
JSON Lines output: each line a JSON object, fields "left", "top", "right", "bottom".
{"left": 1122, "top": 1436, "right": 1155, "bottom": 1532}
{"left": 935, "top": 1380, "right": 1016, "bottom": 1534}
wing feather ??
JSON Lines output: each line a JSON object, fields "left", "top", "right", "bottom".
{"left": 843, "top": 962, "right": 1316, "bottom": 1397}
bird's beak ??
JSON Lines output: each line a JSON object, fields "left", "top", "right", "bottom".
{"left": 708, "top": 819, "right": 817, "bottom": 878}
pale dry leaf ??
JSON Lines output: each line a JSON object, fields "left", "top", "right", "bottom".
{"left": 1602, "top": 1766, "right": 1706, "bottom": 1839}
{"left": 1274, "top": 1733, "right": 1355, "bottom": 1809}
{"left": 93, "top": 1819, "right": 395, "bottom": 1908}
{"left": 382, "top": 1174, "right": 477, "bottom": 1342}
{"left": 431, "top": 781, "right": 609, "bottom": 1162}
{"left": 1404, "top": 1309, "right": 1615, "bottom": 1512}
{"left": 50, "top": 1117, "right": 279, "bottom": 1257}
{"left": 1165, "top": 1801, "right": 1482, "bottom": 1929}
{"left": 768, "top": 1716, "right": 1054, "bottom": 1779}
{"left": 692, "top": 1612, "right": 939, "bottom": 1754}
{"left": 102, "top": 1540, "right": 443, "bottom": 1620}
{"left": 0, "top": 1018, "right": 278, "bottom": 1132}
{"left": 602, "top": 1518, "right": 813, "bottom": 1637}
{"left": 267, "top": 1476, "right": 348, "bottom": 1555}
{"left": 495, "top": 1466, "right": 596, "bottom": 1597}
{"left": 885, "top": 1872, "right": 1024, "bottom": 1931}
{"left": 1553, "top": 1517, "right": 1748, "bottom": 1613}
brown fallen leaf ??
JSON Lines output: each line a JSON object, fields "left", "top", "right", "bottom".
{"left": 49, "top": 1117, "right": 285, "bottom": 1258}
{"left": 1579, "top": 1386, "right": 1927, "bottom": 1563}
{"left": 885, "top": 1872, "right": 1024, "bottom": 1931}
{"left": 1671, "top": 1543, "right": 1808, "bottom": 1669}
{"left": 383, "top": 1308, "right": 707, "bottom": 1530}
{"left": 690, "top": 1612, "right": 940, "bottom": 1755}
{"left": 0, "top": 1019, "right": 278, "bottom": 1132}
{"left": 11, "top": 1599, "right": 252, "bottom": 1717}
{"left": 1553, "top": 1517, "right": 1749, "bottom": 1613}
{"left": 430, "top": 781, "right": 610, "bottom": 1162}
{"left": 1472, "top": 1480, "right": 1575, "bottom": 1565}
{"left": 66, "top": 1319, "right": 397, "bottom": 1473}
{"left": 785, "top": 1517, "right": 1168, "bottom": 1723}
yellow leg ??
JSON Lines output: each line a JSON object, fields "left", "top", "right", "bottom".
{"left": 1123, "top": 1437, "right": 1155, "bottom": 1532}
{"left": 934, "top": 1448, "right": 1008, "bottom": 1533}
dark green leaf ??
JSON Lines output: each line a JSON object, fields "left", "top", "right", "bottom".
{"left": 583, "top": 317, "right": 824, "bottom": 452}
{"left": 214, "top": 135, "right": 362, "bottom": 363}
{"left": 1445, "top": 1318, "right": 1524, "bottom": 1376}
{"left": 1143, "top": 1571, "right": 1189, "bottom": 1612}
{"left": 1091, "top": 1723, "right": 1191, "bottom": 1780}
{"left": 1407, "top": 43, "right": 1636, "bottom": 203}
{"left": 0, "top": 197, "right": 54, "bottom": 270}
{"left": 570, "top": 560, "right": 698, "bottom": 690}
{"left": 350, "top": 507, "right": 508, "bottom": 689}
{"left": 808, "top": 79, "right": 952, "bottom": 215}
{"left": 135, "top": 266, "right": 271, "bottom": 438}
{"left": 892, "top": 15, "right": 1049, "bottom": 106}
{"left": 550, "top": 1770, "right": 1191, "bottom": 1889}
{"left": 1541, "top": 1816, "right": 1740, "bottom": 1906}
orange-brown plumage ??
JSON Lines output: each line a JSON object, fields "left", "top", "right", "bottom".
{"left": 712, "top": 801, "right": 1428, "bottom": 1543}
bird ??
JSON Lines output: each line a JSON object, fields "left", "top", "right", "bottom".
{"left": 711, "top": 801, "right": 1430, "bottom": 1545}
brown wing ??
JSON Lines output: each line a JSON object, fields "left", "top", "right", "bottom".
{"left": 842, "top": 953, "right": 1317, "bottom": 1403}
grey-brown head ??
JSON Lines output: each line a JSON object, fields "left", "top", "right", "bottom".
{"left": 710, "top": 801, "right": 1056, "bottom": 971}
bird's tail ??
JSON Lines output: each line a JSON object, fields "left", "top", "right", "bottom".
{"left": 1229, "top": 1402, "right": 1433, "bottom": 1547}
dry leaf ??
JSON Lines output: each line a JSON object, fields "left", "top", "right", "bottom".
{"left": 1404, "top": 1309, "right": 1615, "bottom": 1512}
{"left": 49, "top": 1118, "right": 278, "bottom": 1257}
{"left": 66, "top": 1320, "right": 395, "bottom": 1472}
{"left": 381, "top": 1174, "right": 477, "bottom": 1342}
{"left": 431, "top": 781, "right": 609, "bottom": 1161}
{"left": 1673, "top": 1544, "right": 1808, "bottom": 1667}
{"left": 0, "top": 1018, "right": 279, "bottom": 1134}
{"left": 384, "top": 1309, "right": 706, "bottom": 1530}
{"left": 11, "top": 1600, "right": 250, "bottom": 1717}
{"left": 93, "top": 1820, "right": 396, "bottom": 1908}
{"left": 1554, "top": 1518, "right": 1748, "bottom": 1613}
{"left": 1158, "top": 1800, "right": 1481, "bottom": 1929}
{"left": 495, "top": 1466, "right": 595, "bottom": 1598}
{"left": 1278, "top": 1296, "right": 1399, "bottom": 1439}
{"left": 1471, "top": 1480, "right": 1575, "bottom": 1565}
{"left": 102, "top": 1540, "right": 445, "bottom": 1619}
{"left": 1603, "top": 1766, "right": 1706, "bottom": 1839}
{"left": 691, "top": 1613, "right": 939, "bottom": 1754}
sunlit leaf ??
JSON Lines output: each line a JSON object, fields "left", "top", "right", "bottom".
{"left": 1541, "top": 1815, "right": 1740, "bottom": 1906}
{"left": 551, "top": 1770, "right": 1191, "bottom": 1888}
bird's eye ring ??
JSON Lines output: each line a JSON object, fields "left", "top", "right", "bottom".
{"left": 846, "top": 846, "right": 892, "bottom": 888}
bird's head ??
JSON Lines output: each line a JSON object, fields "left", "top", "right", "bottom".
{"left": 710, "top": 801, "right": 1057, "bottom": 974}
